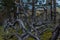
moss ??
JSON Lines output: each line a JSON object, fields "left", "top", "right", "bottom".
{"left": 18, "top": 29, "right": 23, "bottom": 35}
{"left": 26, "top": 36, "right": 35, "bottom": 40}
{"left": 40, "top": 29, "right": 52, "bottom": 40}
{"left": 0, "top": 26, "right": 4, "bottom": 40}
{"left": 0, "top": 36, "right": 3, "bottom": 40}
{"left": 0, "top": 26, "right": 56, "bottom": 40}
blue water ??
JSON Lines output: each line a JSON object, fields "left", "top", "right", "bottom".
{"left": 56, "top": 0, "right": 60, "bottom": 5}
{"left": 22, "top": 0, "right": 60, "bottom": 5}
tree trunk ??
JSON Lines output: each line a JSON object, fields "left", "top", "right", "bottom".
{"left": 53, "top": 0, "right": 56, "bottom": 24}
